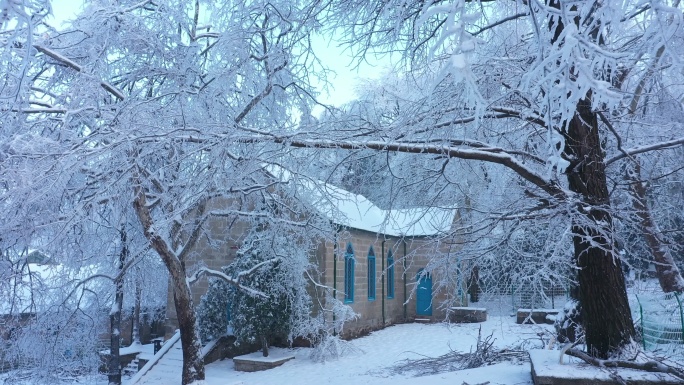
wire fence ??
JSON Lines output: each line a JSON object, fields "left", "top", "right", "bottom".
{"left": 510, "top": 285, "right": 568, "bottom": 310}
{"left": 472, "top": 284, "right": 569, "bottom": 316}
{"left": 473, "top": 279, "right": 684, "bottom": 358}
{"left": 633, "top": 291, "right": 684, "bottom": 356}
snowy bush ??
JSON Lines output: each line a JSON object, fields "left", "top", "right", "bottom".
{"left": 226, "top": 253, "right": 292, "bottom": 357}
{"left": 309, "top": 334, "right": 359, "bottom": 363}
{"left": 197, "top": 276, "right": 232, "bottom": 342}
{"left": 198, "top": 232, "right": 317, "bottom": 356}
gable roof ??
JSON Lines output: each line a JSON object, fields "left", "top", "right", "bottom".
{"left": 268, "top": 166, "right": 456, "bottom": 237}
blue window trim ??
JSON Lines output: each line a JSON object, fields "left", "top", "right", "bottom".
{"left": 368, "top": 246, "right": 376, "bottom": 301}
{"left": 387, "top": 250, "right": 395, "bottom": 299}
{"left": 344, "top": 243, "right": 355, "bottom": 303}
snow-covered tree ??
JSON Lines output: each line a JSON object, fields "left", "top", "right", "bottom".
{"left": 197, "top": 276, "right": 232, "bottom": 343}
{"left": 1, "top": 1, "right": 330, "bottom": 383}
{"left": 0, "top": 250, "right": 107, "bottom": 382}
{"left": 199, "top": 227, "right": 324, "bottom": 357}
{"left": 226, "top": 243, "right": 294, "bottom": 357}
{"left": 273, "top": 0, "right": 684, "bottom": 359}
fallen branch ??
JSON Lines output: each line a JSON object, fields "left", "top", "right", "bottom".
{"left": 390, "top": 327, "right": 526, "bottom": 377}
{"left": 565, "top": 348, "right": 684, "bottom": 381}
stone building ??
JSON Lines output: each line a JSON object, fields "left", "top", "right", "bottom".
{"left": 164, "top": 169, "right": 465, "bottom": 340}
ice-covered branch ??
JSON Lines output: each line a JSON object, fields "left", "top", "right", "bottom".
{"left": 175, "top": 200, "right": 208, "bottom": 262}
{"left": 33, "top": 45, "right": 125, "bottom": 101}
{"left": 606, "top": 137, "right": 684, "bottom": 166}
{"left": 187, "top": 259, "right": 282, "bottom": 299}
{"left": 565, "top": 348, "right": 684, "bottom": 381}
{"left": 279, "top": 137, "right": 568, "bottom": 200}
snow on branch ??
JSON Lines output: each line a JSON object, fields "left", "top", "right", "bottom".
{"left": 187, "top": 257, "right": 282, "bottom": 299}
{"left": 565, "top": 348, "right": 684, "bottom": 381}
{"left": 33, "top": 45, "right": 125, "bottom": 101}
{"left": 606, "top": 137, "right": 684, "bottom": 166}
{"left": 122, "top": 0, "right": 157, "bottom": 13}
{"left": 279, "top": 137, "right": 568, "bottom": 200}
{"left": 10, "top": 108, "right": 67, "bottom": 114}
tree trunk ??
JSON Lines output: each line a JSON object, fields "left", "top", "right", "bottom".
{"left": 261, "top": 335, "right": 269, "bottom": 357}
{"left": 628, "top": 162, "right": 684, "bottom": 293}
{"left": 132, "top": 274, "right": 142, "bottom": 344}
{"left": 564, "top": 95, "right": 636, "bottom": 358}
{"left": 108, "top": 230, "right": 127, "bottom": 385}
{"left": 172, "top": 279, "right": 206, "bottom": 385}
{"left": 132, "top": 183, "right": 205, "bottom": 385}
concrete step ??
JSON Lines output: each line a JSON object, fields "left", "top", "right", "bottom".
{"left": 122, "top": 359, "right": 140, "bottom": 375}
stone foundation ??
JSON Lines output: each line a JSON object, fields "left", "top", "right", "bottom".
{"left": 449, "top": 307, "right": 487, "bottom": 323}
{"left": 529, "top": 349, "right": 681, "bottom": 385}
{"left": 233, "top": 351, "right": 295, "bottom": 372}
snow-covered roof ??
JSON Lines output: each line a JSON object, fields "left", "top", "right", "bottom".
{"left": 269, "top": 166, "right": 456, "bottom": 237}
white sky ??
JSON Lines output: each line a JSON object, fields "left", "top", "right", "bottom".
{"left": 309, "top": 33, "right": 391, "bottom": 107}
{"left": 47, "top": 0, "right": 390, "bottom": 109}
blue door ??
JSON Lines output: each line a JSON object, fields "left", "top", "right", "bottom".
{"left": 416, "top": 269, "right": 432, "bottom": 316}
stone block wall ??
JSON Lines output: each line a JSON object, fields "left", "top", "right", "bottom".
{"left": 165, "top": 209, "right": 251, "bottom": 338}
{"left": 163, "top": 196, "right": 465, "bottom": 342}
{"left": 322, "top": 229, "right": 460, "bottom": 338}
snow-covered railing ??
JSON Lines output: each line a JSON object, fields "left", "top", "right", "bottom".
{"left": 126, "top": 330, "right": 181, "bottom": 385}
{"left": 634, "top": 292, "right": 684, "bottom": 357}
{"left": 201, "top": 337, "right": 220, "bottom": 357}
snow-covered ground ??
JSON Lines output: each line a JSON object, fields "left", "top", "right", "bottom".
{"left": 203, "top": 316, "right": 551, "bottom": 385}
{"left": 0, "top": 316, "right": 554, "bottom": 385}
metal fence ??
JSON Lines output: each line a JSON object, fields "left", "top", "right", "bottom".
{"left": 510, "top": 284, "right": 568, "bottom": 310}
{"left": 472, "top": 284, "right": 569, "bottom": 316}
{"left": 473, "top": 279, "right": 684, "bottom": 357}
{"left": 633, "top": 292, "right": 684, "bottom": 356}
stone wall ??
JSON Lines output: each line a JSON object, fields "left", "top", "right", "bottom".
{"left": 163, "top": 196, "right": 465, "bottom": 342}
{"left": 165, "top": 204, "right": 251, "bottom": 338}
{"left": 322, "top": 228, "right": 462, "bottom": 338}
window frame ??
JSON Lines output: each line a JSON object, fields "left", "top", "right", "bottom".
{"left": 344, "top": 242, "right": 355, "bottom": 303}
{"left": 367, "top": 246, "right": 376, "bottom": 301}
{"left": 387, "top": 249, "right": 395, "bottom": 299}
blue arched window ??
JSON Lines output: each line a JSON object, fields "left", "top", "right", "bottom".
{"left": 387, "top": 249, "right": 395, "bottom": 299}
{"left": 367, "top": 246, "right": 376, "bottom": 301}
{"left": 344, "top": 243, "right": 355, "bottom": 303}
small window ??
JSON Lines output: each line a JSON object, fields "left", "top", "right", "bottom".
{"left": 344, "top": 243, "right": 355, "bottom": 303}
{"left": 368, "top": 246, "right": 376, "bottom": 301}
{"left": 387, "top": 250, "right": 395, "bottom": 299}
